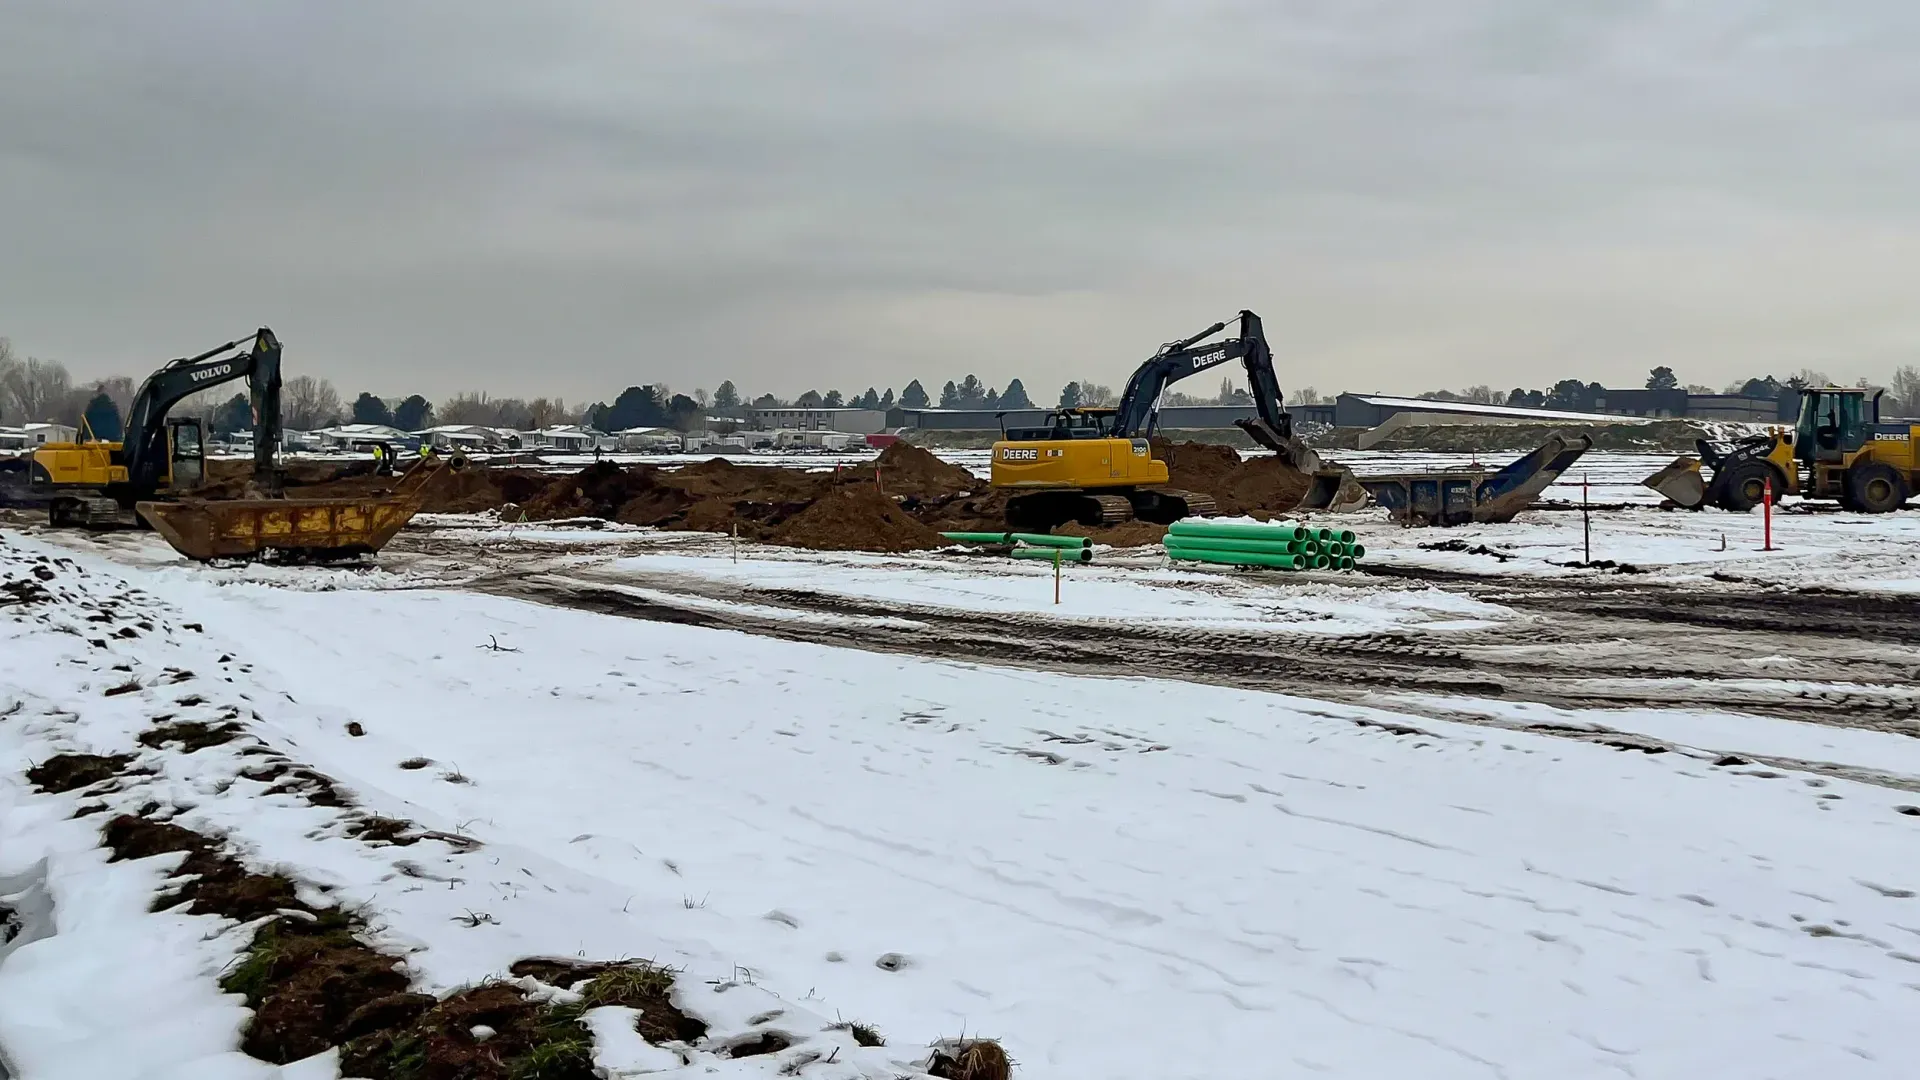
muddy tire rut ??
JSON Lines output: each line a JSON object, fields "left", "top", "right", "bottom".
{"left": 481, "top": 566, "right": 1920, "bottom": 743}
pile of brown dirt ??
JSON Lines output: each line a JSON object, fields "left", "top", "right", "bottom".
{"left": 873, "top": 441, "right": 980, "bottom": 499}
{"left": 1153, "top": 439, "right": 1244, "bottom": 496}
{"left": 420, "top": 467, "right": 550, "bottom": 514}
{"left": 519, "top": 462, "right": 665, "bottom": 520}
{"left": 1216, "top": 456, "right": 1313, "bottom": 517}
{"left": 771, "top": 485, "right": 947, "bottom": 552}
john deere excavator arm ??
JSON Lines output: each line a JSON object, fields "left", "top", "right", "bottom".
{"left": 120, "top": 328, "right": 283, "bottom": 499}
{"left": 1109, "top": 310, "right": 1360, "bottom": 502}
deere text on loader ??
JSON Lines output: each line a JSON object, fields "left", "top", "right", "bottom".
{"left": 988, "top": 310, "right": 1365, "bottom": 530}
{"left": 31, "top": 328, "right": 458, "bottom": 561}
{"left": 1644, "top": 387, "right": 1917, "bottom": 513}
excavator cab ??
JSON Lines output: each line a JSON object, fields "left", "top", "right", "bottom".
{"left": 167, "top": 418, "right": 206, "bottom": 491}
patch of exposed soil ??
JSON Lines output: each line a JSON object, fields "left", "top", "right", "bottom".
{"left": 343, "top": 961, "right": 708, "bottom": 1080}
{"left": 104, "top": 813, "right": 711, "bottom": 1078}
{"left": 139, "top": 720, "right": 244, "bottom": 752}
{"left": 27, "top": 752, "right": 135, "bottom": 793}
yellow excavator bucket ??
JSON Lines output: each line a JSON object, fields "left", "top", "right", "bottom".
{"left": 1643, "top": 457, "right": 1708, "bottom": 509}
{"left": 136, "top": 456, "right": 460, "bottom": 562}
{"left": 137, "top": 493, "right": 424, "bottom": 561}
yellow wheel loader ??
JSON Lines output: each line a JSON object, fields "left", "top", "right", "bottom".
{"left": 988, "top": 310, "right": 1365, "bottom": 530}
{"left": 1644, "top": 387, "right": 1917, "bottom": 513}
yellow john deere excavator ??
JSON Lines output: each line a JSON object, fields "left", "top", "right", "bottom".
{"left": 32, "top": 328, "right": 455, "bottom": 560}
{"left": 1645, "top": 386, "right": 1919, "bottom": 512}
{"left": 989, "top": 310, "right": 1364, "bottom": 530}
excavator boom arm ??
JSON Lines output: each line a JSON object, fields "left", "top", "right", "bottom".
{"left": 122, "top": 328, "right": 282, "bottom": 496}
{"left": 1109, "top": 311, "right": 1292, "bottom": 443}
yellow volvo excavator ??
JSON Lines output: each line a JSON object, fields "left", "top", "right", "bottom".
{"left": 31, "top": 328, "right": 453, "bottom": 560}
{"left": 1645, "top": 387, "right": 1918, "bottom": 513}
{"left": 988, "top": 310, "right": 1363, "bottom": 530}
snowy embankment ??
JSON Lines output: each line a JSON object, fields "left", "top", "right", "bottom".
{"left": 0, "top": 533, "right": 952, "bottom": 1080}
{"left": 4, "top": 532, "right": 1918, "bottom": 1078}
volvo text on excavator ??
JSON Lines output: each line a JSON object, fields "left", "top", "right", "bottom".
{"left": 989, "top": 310, "right": 1361, "bottom": 530}
{"left": 31, "top": 329, "right": 285, "bottom": 526}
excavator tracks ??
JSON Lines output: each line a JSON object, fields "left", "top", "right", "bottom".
{"left": 1090, "top": 494, "right": 1135, "bottom": 524}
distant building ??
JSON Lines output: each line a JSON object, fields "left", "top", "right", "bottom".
{"left": 522, "top": 426, "right": 609, "bottom": 452}
{"left": 316, "top": 423, "right": 416, "bottom": 450}
{"left": 751, "top": 407, "right": 889, "bottom": 434}
{"left": 614, "top": 427, "right": 683, "bottom": 451}
{"left": 1333, "top": 394, "right": 1631, "bottom": 428}
{"left": 416, "top": 424, "right": 522, "bottom": 451}
{"left": 0, "top": 422, "right": 78, "bottom": 450}
{"left": 1673, "top": 394, "right": 1782, "bottom": 422}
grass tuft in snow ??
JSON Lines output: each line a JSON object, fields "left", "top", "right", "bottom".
{"left": 827, "top": 1019, "right": 886, "bottom": 1047}
{"left": 928, "top": 1038, "right": 1014, "bottom": 1080}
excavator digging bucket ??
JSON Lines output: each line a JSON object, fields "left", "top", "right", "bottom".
{"left": 1643, "top": 457, "right": 1708, "bottom": 509}
{"left": 138, "top": 493, "right": 426, "bottom": 562}
{"left": 136, "top": 455, "right": 459, "bottom": 562}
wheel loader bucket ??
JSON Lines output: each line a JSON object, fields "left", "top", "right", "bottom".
{"left": 1643, "top": 457, "right": 1708, "bottom": 509}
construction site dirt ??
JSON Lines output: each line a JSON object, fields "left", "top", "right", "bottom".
{"left": 201, "top": 440, "right": 1326, "bottom": 551}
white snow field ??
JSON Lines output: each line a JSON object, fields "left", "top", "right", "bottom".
{"left": 3, "top": 531, "right": 1918, "bottom": 1078}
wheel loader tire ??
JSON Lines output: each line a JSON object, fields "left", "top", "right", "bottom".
{"left": 1716, "top": 462, "right": 1781, "bottom": 512}
{"left": 1846, "top": 462, "right": 1907, "bottom": 514}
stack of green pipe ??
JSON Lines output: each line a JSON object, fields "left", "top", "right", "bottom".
{"left": 940, "top": 531, "right": 1095, "bottom": 563}
{"left": 1163, "top": 520, "right": 1367, "bottom": 572}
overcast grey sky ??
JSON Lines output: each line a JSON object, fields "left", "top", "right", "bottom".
{"left": 4, "top": 1, "right": 1918, "bottom": 404}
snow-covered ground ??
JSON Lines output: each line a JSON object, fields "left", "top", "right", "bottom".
{"left": 599, "top": 548, "right": 1511, "bottom": 633}
{"left": 4, "top": 532, "right": 1918, "bottom": 1078}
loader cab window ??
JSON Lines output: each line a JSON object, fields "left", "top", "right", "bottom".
{"left": 168, "top": 419, "right": 205, "bottom": 490}
{"left": 1798, "top": 392, "right": 1867, "bottom": 462}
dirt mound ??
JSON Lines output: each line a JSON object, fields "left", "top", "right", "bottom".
{"left": 1153, "top": 439, "right": 1244, "bottom": 494}
{"left": 1217, "top": 456, "right": 1313, "bottom": 517}
{"left": 421, "top": 467, "right": 550, "bottom": 514}
{"left": 771, "top": 485, "right": 945, "bottom": 552}
{"left": 520, "top": 462, "right": 663, "bottom": 520}
{"left": 875, "top": 441, "right": 979, "bottom": 499}
{"left": 1146, "top": 439, "right": 1315, "bottom": 516}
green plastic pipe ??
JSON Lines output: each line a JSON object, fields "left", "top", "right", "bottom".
{"left": 1009, "top": 532, "right": 1094, "bottom": 550}
{"left": 1311, "top": 554, "right": 1331, "bottom": 569}
{"left": 1166, "top": 548, "right": 1307, "bottom": 570}
{"left": 1011, "top": 546, "right": 1092, "bottom": 563}
{"left": 1329, "top": 529, "right": 1357, "bottom": 545}
{"left": 1323, "top": 541, "right": 1346, "bottom": 557}
{"left": 1167, "top": 521, "right": 1310, "bottom": 543}
{"left": 1161, "top": 535, "right": 1304, "bottom": 555}
{"left": 941, "top": 531, "right": 1014, "bottom": 544}
{"left": 1349, "top": 543, "right": 1366, "bottom": 559}
{"left": 1299, "top": 541, "right": 1320, "bottom": 557}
